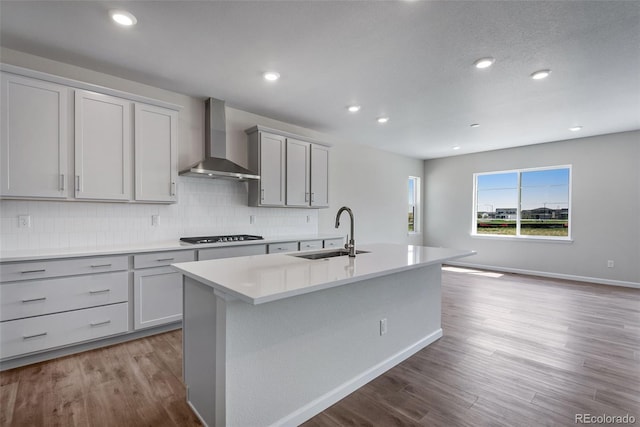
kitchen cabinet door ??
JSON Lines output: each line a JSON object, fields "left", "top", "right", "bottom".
{"left": 1, "top": 73, "right": 69, "bottom": 199}
{"left": 310, "top": 144, "right": 329, "bottom": 207}
{"left": 258, "top": 132, "right": 286, "bottom": 206}
{"left": 75, "top": 90, "right": 132, "bottom": 201}
{"left": 133, "top": 266, "right": 182, "bottom": 329}
{"left": 286, "top": 139, "right": 310, "bottom": 207}
{"left": 134, "top": 103, "right": 178, "bottom": 202}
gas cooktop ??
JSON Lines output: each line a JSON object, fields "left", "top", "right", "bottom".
{"left": 180, "top": 234, "right": 264, "bottom": 245}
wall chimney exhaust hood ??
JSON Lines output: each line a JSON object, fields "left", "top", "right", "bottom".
{"left": 179, "top": 98, "right": 260, "bottom": 181}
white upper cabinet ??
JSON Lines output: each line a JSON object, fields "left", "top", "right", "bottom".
{"left": 249, "top": 131, "right": 286, "bottom": 206}
{"left": 74, "top": 90, "right": 132, "bottom": 201}
{"left": 310, "top": 144, "right": 329, "bottom": 207}
{"left": 247, "top": 126, "right": 330, "bottom": 209}
{"left": 0, "top": 73, "right": 69, "bottom": 198}
{"left": 286, "top": 139, "right": 310, "bottom": 207}
{"left": 134, "top": 103, "right": 178, "bottom": 202}
{"left": 0, "top": 66, "right": 180, "bottom": 203}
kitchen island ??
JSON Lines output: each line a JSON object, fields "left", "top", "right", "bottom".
{"left": 172, "top": 243, "right": 475, "bottom": 427}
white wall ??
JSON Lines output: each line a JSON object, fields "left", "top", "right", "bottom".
{"left": 423, "top": 131, "right": 640, "bottom": 286}
{"left": 0, "top": 48, "right": 423, "bottom": 251}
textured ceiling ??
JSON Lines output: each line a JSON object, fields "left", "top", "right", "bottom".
{"left": 1, "top": 0, "right": 639, "bottom": 159}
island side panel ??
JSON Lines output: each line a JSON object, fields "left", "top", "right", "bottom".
{"left": 224, "top": 263, "right": 442, "bottom": 426}
{"left": 183, "top": 276, "right": 226, "bottom": 427}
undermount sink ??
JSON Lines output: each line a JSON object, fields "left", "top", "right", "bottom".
{"left": 290, "top": 249, "right": 370, "bottom": 260}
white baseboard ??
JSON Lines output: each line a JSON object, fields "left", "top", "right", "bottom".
{"left": 272, "top": 328, "right": 443, "bottom": 427}
{"left": 445, "top": 261, "right": 640, "bottom": 289}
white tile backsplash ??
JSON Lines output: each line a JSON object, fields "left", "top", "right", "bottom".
{"left": 0, "top": 177, "right": 318, "bottom": 251}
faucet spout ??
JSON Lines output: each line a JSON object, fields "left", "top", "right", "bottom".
{"left": 335, "top": 206, "right": 356, "bottom": 257}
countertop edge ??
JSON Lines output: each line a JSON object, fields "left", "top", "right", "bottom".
{"left": 0, "top": 235, "right": 343, "bottom": 262}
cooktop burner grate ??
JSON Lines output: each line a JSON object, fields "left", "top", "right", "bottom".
{"left": 180, "top": 234, "right": 264, "bottom": 244}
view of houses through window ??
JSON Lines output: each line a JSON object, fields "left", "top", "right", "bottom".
{"left": 474, "top": 166, "right": 571, "bottom": 238}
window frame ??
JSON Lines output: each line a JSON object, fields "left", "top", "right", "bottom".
{"left": 472, "top": 165, "right": 572, "bottom": 241}
{"left": 408, "top": 176, "right": 421, "bottom": 234}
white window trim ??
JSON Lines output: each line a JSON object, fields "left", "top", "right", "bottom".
{"left": 471, "top": 165, "right": 572, "bottom": 241}
{"left": 408, "top": 176, "right": 421, "bottom": 235}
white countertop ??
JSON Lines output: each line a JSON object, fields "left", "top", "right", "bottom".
{"left": 172, "top": 243, "right": 476, "bottom": 305}
{"left": 0, "top": 234, "right": 342, "bottom": 262}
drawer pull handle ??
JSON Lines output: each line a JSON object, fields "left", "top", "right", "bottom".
{"left": 89, "top": 289, "right": 111, "bottom": 295}
{"left": 20, "top": 269, "right": 46, "bottom": 274}
{"left": 21, "top": 297, "right": 47, "bottom": 303}
{"left": 90, "top": 264, "right": 112, "bottom": 268}
{"left": 23, "top": 332, "right": 47, "bottom": 340}
{"left": 156, "top": 258, "right": 175, "bottom": 262}
{"left": 90, "top": 320, "right": 111, "bottom": 327}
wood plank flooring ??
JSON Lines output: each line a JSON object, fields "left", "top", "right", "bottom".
{"left": 2, "top": 268, "right": 638, "bottom": 426}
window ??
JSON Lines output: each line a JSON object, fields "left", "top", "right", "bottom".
{"left": 408, "top": 176, "right": 420, "bottom": 233}
{"left": 473, "top": 166, "right": 571, "bottom": 239}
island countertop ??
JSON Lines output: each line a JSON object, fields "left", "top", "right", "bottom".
{"left": 172, "top": 243, "right": 475, "bottom": 305}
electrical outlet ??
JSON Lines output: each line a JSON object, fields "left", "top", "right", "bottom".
{"left": 607, "top": 260, "right": 615, "bottom": 268}
{"left": 18, "top": 215, "right": 31, "bottom": 228}
{"left": 250, "top": 215, "right": 256, "bottom": 224}
{"left": 380, "top": 318, "right": 387, "bottom": 336}
{"left": 151, "top": 215, "right": 160, "bottom": 226}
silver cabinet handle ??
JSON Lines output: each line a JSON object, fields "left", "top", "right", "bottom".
{"left": 261, "top": 188, "right": 265, "bottom": 201}
{"left": 21, "top": 297, "right": 47, "bottom": 303}
{"left": 20, "top": 269, "right": 46, "bottom": 274}
{"left": 60, "top": 174, "right": 65, "bottom": 191}
{"left": 23, "top": 332, "right": 47, "bottom": 340}
{"left": 75, "top": 175, "right": 80, "bottom": 192}
{"left": 90, "top": 264, "right": 112, "bottom": 268}
{"left": 170, "top": 181, "right": 176, "bottom": 196}
{"left": 89, "top": 289, "right": 111, "bottom": 295}
{"left": 305, "top": 192, "right": 309, "bottom": 202}
{"left": 90, "top": 320, "right": 112, "bottom": 327}
{"left": 311, "top": 192, "right": 315, "bottom": 202}
{"left": 156, "top": 257, "right": 175, "bottom": 262}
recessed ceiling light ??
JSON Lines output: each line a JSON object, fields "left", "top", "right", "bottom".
{"left": 569, "top": 126, "right": 583, "bottom": 132}
{"left": 263, "top": 71, "right": 280, "bottom": 81}
{"left": 474, "top": 57, "right": 495, "bottom": 69}
{"left": 109, "top": 10, "right": 137, "bottom": 26}
{"left": 531, "top": 69, "right": 551, "bottom": 80}
{"left": 377, "top": 117, "right": 389, "bottom": 124}
{"left": 470, "top": 123, "right": 480, "bottom": 128}
{"left": 453, "top": 146, "right": 461, "bottom": 150}
{"left": 347, "top": 105, "right": 361, "bottom": 113}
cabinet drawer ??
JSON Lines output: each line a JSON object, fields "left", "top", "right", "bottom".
{"left": 324, "top": 238, "right": 344, "bottom": 249}
{"left": 1, "top": 271, "right": 128, "bottom": 322}
{"left": 134, "top": 250, "right": 195, "bottom": 269}
{"left": 299, "top": 240, "right": 323, "bottom": 251}
{"left": 1, "top": 255, "right": 128, "bottom": 283}
{"left": 198, "top": 244, "right": 267, "bottom": 261}
{"left": 268, "top": 242, "right": 298, "bottom": 253}
{"left": 1, "top": 302, "right": 128, "bottom": 359}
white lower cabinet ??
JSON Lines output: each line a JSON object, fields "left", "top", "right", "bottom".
{"left": 0, "top": 271, "right": 128, "bottom": 322}
{"left": 133, "top": 266, "right": 184, "bottom": 330}
{"left": 299, "top": 240, "right": 323, "bottom": 251}
{"left": 268, "top": 242, "right": 299, "bottom": 253}
{"left": 132, "top": 250, "right": 195, "bottom": 330}
{"left": 324, "top": 238, "right": 344, "bottom": 249}
{"left": 0, "top": 303, "right": 128, "bottom": 359}
{"left": 198, "top": 244, "right": 267, "bottom": 260}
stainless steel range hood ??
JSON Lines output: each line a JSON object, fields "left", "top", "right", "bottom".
{"left": 179, "top": 98, "right": 260, "bottom": 181}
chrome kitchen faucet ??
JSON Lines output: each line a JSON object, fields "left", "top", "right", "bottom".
{"left": 335, "top": 206, "right": 356, "bottom": 257}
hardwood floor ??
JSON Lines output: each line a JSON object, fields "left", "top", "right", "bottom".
{"left": 2, "top": 268, "right": 638, "bottom": 426}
